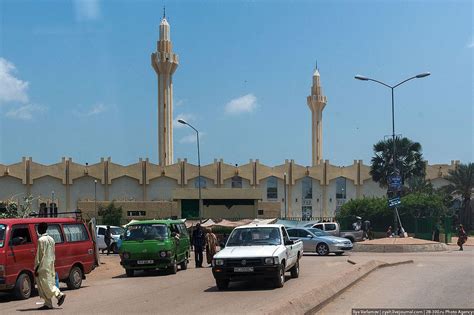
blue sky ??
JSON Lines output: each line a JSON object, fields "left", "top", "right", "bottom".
{"left": 0, "top": 0, "right": 472, "bottom": 167}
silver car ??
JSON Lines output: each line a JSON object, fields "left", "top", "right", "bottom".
{"left": 287, "top": 228, "right": 353, "bottom": 256}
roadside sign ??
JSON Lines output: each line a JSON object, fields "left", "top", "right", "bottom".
{"left": 388, "top": 197, "right": 401, "bottom": 208}
{"left": 388, "top": 175, "right": 402, "bottom": 191}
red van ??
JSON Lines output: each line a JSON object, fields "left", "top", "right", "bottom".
{"left": 0, "top": 217, "right": 96, "bottom": 299}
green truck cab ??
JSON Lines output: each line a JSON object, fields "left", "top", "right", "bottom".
{"left": 119, "top": 220, "right": 190, "bottom": 277}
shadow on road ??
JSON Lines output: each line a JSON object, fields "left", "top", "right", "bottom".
{"left": 112, "top": 269, "right": 176, "bottom": 279}
{"left": 17, "top": 308, "right": 62, "bottom": 312}
{"left": 204, "top": 276, "right": 293, "bottom": 292}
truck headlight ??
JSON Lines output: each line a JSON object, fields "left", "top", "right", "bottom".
{"left": 273, "top": 257, "right": 279, "bottom": 265}
{"left": 264, "top": 257, "right": 274, "bottom": 265}
{"left": 213, "top": 259, "right": 224, "bottom": 266}
{"left": 160, "top": 251, "right": 167, "bottom": 258}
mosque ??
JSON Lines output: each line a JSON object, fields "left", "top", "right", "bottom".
{"left": 0, "top": 16, "right": 458, "bottom": 221}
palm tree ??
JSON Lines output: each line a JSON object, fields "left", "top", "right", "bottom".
{"left": 444, "top": 163, "right": 474, "bottom": 229}
{"left": 370, "top": 137, "right": 426, "bottom": 188}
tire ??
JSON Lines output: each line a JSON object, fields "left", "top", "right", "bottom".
{"left": 66, "top": 266, "right": 83, "bottom": 290}
{"left": 216, "top": 279, "right": 229, "bottom": 290}
{"left": 168, "top": 258, "right": 178, "bottom": 274}
{"left": 316, "top": 243, "right": 330, "bottom": 256}
{"left": 180, "top": 254, "right": 188, "bottom": 270}
{"left": 13, "top": 273, "right": 32, "bottom": 300}
{"left": 125, "top": 269, "right": 134, "bottom": 277}
{"left": 290, "top": 258, "right": 300, "bottom": 278}
{"left": 273, "top": 264, "right": 285, "bottom": 288}
{"left": 335, "top": 252, "right": 344, "bottom": 256}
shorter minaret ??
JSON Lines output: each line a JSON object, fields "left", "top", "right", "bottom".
{"left": 307, "top": 65, "right": 327, "bottom": 166}
{"left": 152, "top": 9, "right": 179, "bottom": 166}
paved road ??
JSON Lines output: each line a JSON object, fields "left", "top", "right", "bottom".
{"left": 318, "top": 246, "right": 474, "bottom": 314}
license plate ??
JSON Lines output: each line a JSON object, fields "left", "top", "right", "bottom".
{"left": 137, "top": 260, "right": 154, "bottom": 265}
{"left": 234, "top": 267, "right": 254, "bottom": 272}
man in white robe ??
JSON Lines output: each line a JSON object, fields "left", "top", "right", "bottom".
{"left": 35, "top": 222, "right": 66, "bottom": 310}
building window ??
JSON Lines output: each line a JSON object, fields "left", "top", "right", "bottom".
{"left": 231, "top": 176, "right": 243, "bottom": 188}
{"left": 258, "top": 209, "right": 264, "bottom": 216}
{"left": 127, "top": 211, "right": 146, "bottom": 217}
{"left": 267, "top": 176, "right": 278, "bottom": 199}
{"left": 302, "top": 177, "right": 312, "bottom": 200}
{"left": 194, "top": 176, "right": 207, "bottom": 189}
{"left": 336, "top": 177, "right": 346, "bottom": 199}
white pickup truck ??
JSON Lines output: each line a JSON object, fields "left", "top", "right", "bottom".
{"left": 211, "top": 224, "right": 303, "bottom": 290}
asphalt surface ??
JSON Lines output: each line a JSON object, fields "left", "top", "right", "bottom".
{"left": 1, "top": 247, "right": 472, "bottom": 314}
{"left": 318, "top": 246, "right": 474, "bottom": 314}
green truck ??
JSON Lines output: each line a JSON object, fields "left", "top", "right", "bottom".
{"left": 119, "top": 219, "right": 190, "bottom": 277}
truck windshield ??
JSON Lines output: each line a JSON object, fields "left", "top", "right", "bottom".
{"left": 226, "top": 227, "right": 281, "bottom": 246}
{"left": 0, "top": 224, "right": 5, "bottom": 247}
{"left": 308, "top": 228, "right": 330, "bottom": 237}
{"left": 110, "top": 227, "right": 124, "bottom": 236}
{"left": 124, "top": 224, "right": 168, "bottom": 241}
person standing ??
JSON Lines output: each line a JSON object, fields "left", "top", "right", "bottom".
{"left": 192, "top": 223, "right": 205, "bottom": 268}
{"left": 386, "top": 226, "right": 393, "bottom": 238}
{"left": 104, "top": 226, "right": 112, "bottom": 255}
{"left": 205, "top": 228, "right": 218, "bottom": 266}
{"left": 457, "top": 224, "right": 468, "bottom": 251}
{"left": 35, "top": 222, "right": 66, "bottom": 310}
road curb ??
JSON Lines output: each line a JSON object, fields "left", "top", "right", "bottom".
{"left": 264, "top": 259, "right": 413, "bottom": 315}
{"left": 353, "top": 243, "right": 448, "bottom": 252}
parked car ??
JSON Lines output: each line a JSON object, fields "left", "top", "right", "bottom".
{"left": 96, "top": 225, "right": 123, "bottom": 254}
{"left": 119, "top": 220, "right": 190, "bottom": 277}
{"left": 287, "top": 227, "right": 352, "bottom": 256}
{"left": 212, "top": 224, "right": 303, "bottom": 290}
{"left": 309, "top": 222, "right": 364, "bottom": 242}
{"left": 0, "top": 217, "right": 97, "bottom": 299}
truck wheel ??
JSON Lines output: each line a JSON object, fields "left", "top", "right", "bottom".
{"left": 273, "top": 264, "right": 285, "bottom": 288}
{"left": 125, "top": 269, "right": 134, "bottom": 277}
{"left": 216, "top": 279, "right": 229, "bottom": 290}
{"left": 290, "top": 259, "right": 300, "bottom": 278}
{"left": 316, "top": 243, "right": 329, "bottom": 256}
{"left": 14, "top": 273, "right": 32, "bottom": 300}
{"left": 335, "top": 252, "right": 344, "bottom": 256}
{"left": 168, "top": 258, "right": 178, "bottom": 274}
{"left": 180, "top": 254, "right": 188, "bottom": 270}
{"left": 66, "top": 266, "right": 83, "bottom": 290}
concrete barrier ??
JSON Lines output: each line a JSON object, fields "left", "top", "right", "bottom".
{"left": 353, "top": 242, "right": 448, "bottom": 252}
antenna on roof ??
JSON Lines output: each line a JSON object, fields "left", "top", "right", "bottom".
{"left": 163, "top": 6, "right": 166, "bottom": 19}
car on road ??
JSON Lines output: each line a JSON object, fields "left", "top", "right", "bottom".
{"left": 96, "top": 225, "right": 123, "bottom": 254}
{"left": 307, "top": 222, "right": 364, "bottom": 243}
{"left": 119, "top": 220, "right": 190, "bottom": 277}
{"left": 0, "top": 217, "right": 96, "bottom": 300}
{"left": 212, "top": 224, "right": 303, "bottom": 290}
{"left": 288, "top": 227, "right": 353, "bottom": 256}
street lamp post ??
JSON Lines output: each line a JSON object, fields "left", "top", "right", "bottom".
{"left": 355, "top": 72, "right": 430, "bottom": 234}
{"left": 178, "top": 119, "right": 202, "bottom": 223}
{"left": 283, "top": 172, "right": 287, "bottom": 219}
{"left": 94, "top": 179, "right": 97, "bottom": 219}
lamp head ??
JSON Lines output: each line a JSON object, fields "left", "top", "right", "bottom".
{"left": 354, "top": 75, "right": 369, "bottom": 81}
{"left": 415, "top": 72, "right": 430, "bottom": 78}
{"left": 177, "top": 119, "right": 187, "bottom": 125}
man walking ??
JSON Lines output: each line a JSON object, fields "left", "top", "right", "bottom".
{"left": 35, "top": 222, "right": 66, "bottom": 310}
{"left": 105, "top": 226, "right": 112, "bottom": 255}
{"left": 192, "top": 223, "right": 205, "bottom": 268}
{"left": 205, "top": 228, "right": 218, "bottom": 266}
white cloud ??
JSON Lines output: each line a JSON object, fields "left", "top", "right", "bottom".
{"left": 6, "top": 104, "right": 47, "bottom": 120}
{"left": 74, "top": 0, "right": 101, "bottom": 21}
{"left": 175, "top": 99, "right": 185, "bottom": 107}
{"left": 73, "top": 103, "right": 108, "bottom": 117}
{"left": 0, "top": 58, "right": 29, "bottom": 105}
{"left": 179, "top": 132, "right": 205, "bottom": 144}
{"left": 468, "top": 39, "right": 474, "bottom": 48}
{"left": 224, "top": 94, "right": 257, "bottom": 115}
{"left": 173, "top": 113, "right": 195, "bottom": 128}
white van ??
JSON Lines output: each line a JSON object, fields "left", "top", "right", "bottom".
{"left": 96, "top": 225, "right": 123, "bottom": 253}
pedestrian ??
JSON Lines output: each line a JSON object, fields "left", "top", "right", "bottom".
{"left": 192, "top": 223, "right": 205, "bottom": 268}
{"left": 432, "top": 223, "right": 440, "bottom": 242}
{"left": 105, "top": 225, "right": 112, "bottom": 255}
{"left": 35, "top": 222, "right": 66, "bottom": 310}
{"left": 457, "top": 224, "right": 468, "bottom": 251}
{"left": 386, "top": 226, "right": 392, "bottom": 238}
{"left": 205, "top": 228, "right": 218, "bottom": 266}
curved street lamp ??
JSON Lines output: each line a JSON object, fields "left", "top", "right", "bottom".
{"left": 178, "top": 119, "right": 202, "bottom": 223}
{"left": 355, "top": 72, "right": 430, "bottom": 233}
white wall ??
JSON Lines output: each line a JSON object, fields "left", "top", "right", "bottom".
{"left": 71, "top": 176, "right": 105, "bottom": 210}
{"left": 0, "top": 176, "right": 26, "bottom": 201}
{"left": 109, "top": 176, "right": 142, "bottom": 201}
{"left": 362, "top": 179, "right": 386, "bottom": 198}
{"left": 30, "top": 176, "right": 66, "bottom": 211}
{"left": 431, "top": 178, "right": 450, "bottom": 190}
{"left": 188, "top": 176, "right": 216, "bottom": 189}
{"left": 148, "top": 177, "right": 177, "bottom": 201}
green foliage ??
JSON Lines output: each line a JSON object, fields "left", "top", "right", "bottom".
{"left": 98, "top": 202, "right": 123, "bottom": 226}
{"left": 0, "top": 195, "right": 36, "bottom": 219}
{"left": 370, "top": 137, "right": 426, "bottom": 188}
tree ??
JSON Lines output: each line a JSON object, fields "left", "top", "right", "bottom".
{"left": 443, "top": 163, "right": 474, "bottom": 229}
{"left": 370, "top": 137, "right": 426, "bottom": 188}
{"left": 406, "top": 176, "right": 434, "bottom": 195}
{"left": 98, "top": 202, "right": 123, "bottom": 226}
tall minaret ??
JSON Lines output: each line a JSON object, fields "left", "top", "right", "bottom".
{"left": 152, "top": 11, "right": 179, "bottom": 166}
{"left": 307, "top": 66, "right": 327, "bottom": 166}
